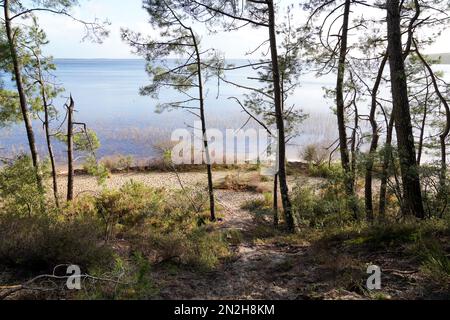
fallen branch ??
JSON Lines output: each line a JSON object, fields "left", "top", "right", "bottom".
{"left": 0, "top": 265, "right": 127, "bottom": 300}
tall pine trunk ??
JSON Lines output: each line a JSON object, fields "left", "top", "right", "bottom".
{"left": 379, "top": 115, "right": 395, "bottom": 218}
{"left": 386, "top": 0, "right": 424, "bottom": 218}
{"left": 36, "top": 56, "right": 59, "bottom": 207}
{"left": 267, "top": 0, "right": 294, "bottom": 231}
{"left": 365, "top": 54, "right": 388, "bottom": 221}
{"left": 336, "top": 0, "right": 357, "bottom": 217}
{"left": 273, "top": 173, "right": 279, "bottom": 226}
{"left": 191, "top": 29, "right": 216, "bottom": 221}
{"left": 67, "top": 97, "right": 75, "bottom": 202}
{"left": 416, "top": 84, "right": 429, "bottom": 166}
{"left": 4, "top": 0, "right": 43, "bottom": 192}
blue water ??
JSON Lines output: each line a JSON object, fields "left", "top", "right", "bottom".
{"left": 0, "top": 59, "right": 340, "bottom": 161}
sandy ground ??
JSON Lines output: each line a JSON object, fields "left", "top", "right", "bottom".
{"left": 56, "top": 171, "right": 228, "bottom": 198}
{"left": 55, "top": 169, "right": 322, "bottom": 199}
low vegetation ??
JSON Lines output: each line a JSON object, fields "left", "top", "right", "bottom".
{"left": 0, "top": 155, "right": 449, "bottom": 299}
{"left": 1, "top": 0, "right": 450, "bottom": 301}
{"left": 0, "top": 157, "right": 233, "bottom": 299}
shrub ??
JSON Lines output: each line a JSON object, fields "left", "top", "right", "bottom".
{"left": 126, "top": 190, "right": 231, "bottom": 271}
{"left": 292, "top": 176, "right": 362, "bottom": 228}
{"left": 79, "top": 254, "right": 158, "bottom": 300}
{"left": 307, "top": 162, "right": 342, "bottom": 179}
{"left": 241, "top": 193, "right": 273, "bottom": 217}
{"left": 83, "top": 156, "right": 110, "bottom": 186}
{"left": 101, "top": 155, "right": 135, "bottom": 172}
{"left": 414, "top": 237, "right": 450, "bottom": 282}
{"left": 0, "top": 156, "right": 47, "bottom": 216}
{"left": 0, "top": 213, "right": 112, "bottom": 272}
{"left": 131, "top": 226, "right": 230, "bottom": 271}
{"left": 67, "top": 181, "right": 163, "bottom": 241}
{"left": 302, "top": 144, "right": 329, "bottom": 166}
{"left": 214, "top": 172, "right": 270, "bottom": 193}
{"left": 64, "top": 182, "right": 229, "bottom": 271}
{"left": 420, "top": 164, "right": 450, "bottom": 219}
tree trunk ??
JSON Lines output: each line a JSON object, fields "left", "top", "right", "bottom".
{"left": 273, "top": 173, "right": 279, "bottom": 226}
{"left": 37, "top": 58, "right": 60, "bottom": 208}
{"left": 386, "top": 0, "right": 424, "bottom": 218}
{"left": 365, "top": 54, "right": 388, "bottom": 221}
{"left": 3, "top": 0, "right": 43, "bottom": 192}
{"left": 191, "top": 30, "right": 216, "bottom": 221}
{"left": 350, "top": 87, "right": 358, "bottom": 190}
{"left": 67, "top": 96, "right": 75, "bottom": 202}
{"left": 267, "top": 0, "right": 294, "bottom": 231}
{"left": 336, "top": 0, "right": 357, "bottom": 217}
{"left": 379, "top": 114, "right": 395, "bottom": 218}
{"left": 416, "top": 83, "right": 429, "bottom": 166}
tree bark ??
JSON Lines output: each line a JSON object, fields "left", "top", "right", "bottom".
{"left": 386, "top": 0, "right": 424, "bottom": 218}
{"left": 416, "top": 81, "right": 429, "bottom": 166}
{"left": 273, "top": 173, "right": 279, "bottom": 226}
{"left": 365, "top": 54, "right": 388, "bottom": 221}
{"left": 37, "top": 57, "right": 60, "bottom": 208}
{"left": 336, "top": 0, "right": 357, "bottom": 215}
{"left": 267, "top": 0, "right": 294, "bottom": 231}
{"left": 191, "top": 29, "right": 216, "bottom": 221}
{"left": 379, "top": 114, "right": 395, "bottom": 218}
{"left": 3, "top": 0, "right": 43, "bottom": 192}
{"left": 67, "top": 96, "right": 75, "bottom": 202}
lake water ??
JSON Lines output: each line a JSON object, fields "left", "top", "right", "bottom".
{"left": 1, "top": 59, "right": 448, "bottom": 163}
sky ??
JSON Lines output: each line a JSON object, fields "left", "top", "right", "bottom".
{"left": 35, "top": 0, "right": 450, "bottom": 59}
{"left": 38, "top": 0, "right": 269, "bottom": 59}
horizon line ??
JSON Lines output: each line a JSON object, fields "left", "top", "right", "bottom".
{"left": 52, "top": 57, "right": 256, "bottom": 60}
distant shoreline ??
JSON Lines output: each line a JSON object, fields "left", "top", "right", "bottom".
{"left": 52, "top": 55, "right": 450, "bottom": 64}
{"left": 427, "top": 53, "right": 450, "bottom": 65}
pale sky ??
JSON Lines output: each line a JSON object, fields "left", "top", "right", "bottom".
{"left": 38, "top": 0, "right": 269, "bottom": 59}
{"left": 34, "top": 0, "right": 449, "bottom": 59}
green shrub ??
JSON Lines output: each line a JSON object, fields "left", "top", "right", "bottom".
{"left": 416, "top": 238, "right": 450, "bottom": 281}
{"left": 292, "top": 180, "right": 361, "bottom": 228}
{"left": 328, "top": 219, "right": 449, "bottom": 250}
{"left": 67, "top": 181, "right": 164, "bottom": 241}
{"left": 223, "top": 229, "right": 243, "bottom": 246}
{"left": 132, "top": 227, "right": 230, "bottom": 271}
{"left": 126, "top": 189, "right": 231, "bottom": 271}
{"left": 241, "top": 193, "right": 273, "bottom": 217}
{"left": 0, "top": 156, "right": 47, "bottom": 216}
{"left": 83, "top": 156, "right": 110, "bottom": 186}
{"left": 0, "top": 213, "right": 112, "bottom": 272}
{"left": 302, "top": 144, "right": 328, "bottom": 166}
{"left": 79, "top": 254, "right": 158, "bottom": 300}
{"left": 66, "top": 183, "right": 228, "bottom": 271}
{"left": 420, "top": 164, "right": 450, "bottom": 219}
{"left": 307, "top": 162, "right": 342, "bottom": 179}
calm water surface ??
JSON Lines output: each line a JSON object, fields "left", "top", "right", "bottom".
{"left": 1, "top": 59, "right": 447, "bottom": 162}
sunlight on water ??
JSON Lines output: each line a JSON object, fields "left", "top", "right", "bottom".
{"left": 1, "top": 59, "right": 449, "bottom": 162}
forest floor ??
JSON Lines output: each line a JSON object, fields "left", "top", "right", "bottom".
{"left": 151, "top": 190, "right": 433, "bottom": 300}
{"left": 53, "top": 169, "right": 447, "bottom": 300}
